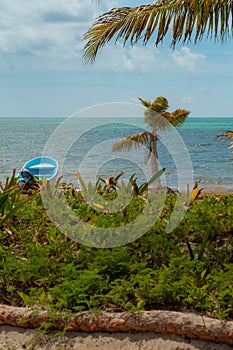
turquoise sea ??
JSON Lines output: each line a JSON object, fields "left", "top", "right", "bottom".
{"left": 1, "top": 116, "right": 233, "bottom": 190}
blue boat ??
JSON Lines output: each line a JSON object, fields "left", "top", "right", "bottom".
{"left": 19, "top": 156, "right": 59, "bottom": 185}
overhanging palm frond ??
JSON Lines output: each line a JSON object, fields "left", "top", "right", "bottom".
{"left": 112, "top": 131, "right": 152, "bottom": 152}
{"left": 83, "top": 0, "right": 233, "bottom": 62}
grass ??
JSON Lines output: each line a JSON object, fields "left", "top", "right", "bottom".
{"left": 0, "top": 172, "right": 233, "bottom": 321}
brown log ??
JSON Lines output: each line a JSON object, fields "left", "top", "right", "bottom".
{"left": 0, "top": 305, "right": 232, "bottom": 345}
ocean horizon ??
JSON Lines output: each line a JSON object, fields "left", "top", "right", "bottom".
{"left": 1, "top": 116, "right": 233, "bottom": 190}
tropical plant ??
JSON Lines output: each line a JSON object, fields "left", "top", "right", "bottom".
{"left": 83, "top": 0, "right": 233, "bottom": 62}
{"left": 96, "top": 171, "right": 125, "bottom": 193}
{"left": 218, "top": 130, "right": 233, "bottom": 149}
{"left": 129, "top": 168, "right": 165, "bottom": 197}
{"left": 190, "top": 180, "right": 204, "bottom": 202}
{"left": 76, "top": 169, "right": 165, "bottom": 205}
{"left": 0, "top": 169, "right": 40, "bottom": 228}
{"left": 112, "top": 96, "right": 189, "bottom": 188}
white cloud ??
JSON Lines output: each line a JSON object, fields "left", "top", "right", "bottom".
{"left": 0, "top": 0, "right": 110, "bottom": 57}
{"left": 93, "top": 44, "right": 165, "bottom": 73}
{"left": 172, "top": 47, "right": 205, "bottom": 72}
{"left": 92, "top": 44, "right": 206, "bottom": 74}
{"left": 0, "top": 1, "right": 207, "bottom": 75}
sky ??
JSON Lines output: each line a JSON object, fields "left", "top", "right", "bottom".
{"left": 0, "top": 0, "right": 233, "bottom": 117}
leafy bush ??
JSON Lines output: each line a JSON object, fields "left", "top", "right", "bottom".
{"left": 0, "top": 176, "right": 233, "bottom": 320}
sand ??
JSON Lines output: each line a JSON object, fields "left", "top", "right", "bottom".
{"left": 1, "top": 325, "right": 233, "bottom": 350}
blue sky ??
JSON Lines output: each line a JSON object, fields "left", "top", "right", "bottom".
{"left": 0, "top": 0, "right": 233, "bottom": 117}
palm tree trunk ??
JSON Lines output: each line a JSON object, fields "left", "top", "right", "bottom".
{"left": 150, "top": 132, "right": 161, "bottom": 190}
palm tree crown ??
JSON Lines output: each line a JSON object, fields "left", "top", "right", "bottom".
{"left": 113, "top": 96, "right": 190, "bottom": 188}
{"left": 83, "top": 0, "right": 233, "bottom": 63}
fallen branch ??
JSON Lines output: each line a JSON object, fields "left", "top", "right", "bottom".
{"left": 0, "top": 305, "right": 232, "bottom": 345}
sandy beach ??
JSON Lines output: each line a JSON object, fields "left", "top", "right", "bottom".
{"left": 0, "top": 325, "right": 233, "bottom": 350}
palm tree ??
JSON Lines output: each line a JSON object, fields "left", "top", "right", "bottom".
{"left": 83, "top": 0, "right": 233, "bottom": 62}
{"left": 112, "top": 96, "right": 190, "bottom": 189}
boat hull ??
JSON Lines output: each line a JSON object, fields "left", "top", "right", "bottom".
{"left": 19, "top": 156, "right": 59, "bottom": 184}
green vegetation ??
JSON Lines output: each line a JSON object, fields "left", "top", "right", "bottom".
{"left": 0, "top": 171, "right": 232, "bottom": 321}
{"left": 0, "top": 169, "right": 38, "bottom": 228}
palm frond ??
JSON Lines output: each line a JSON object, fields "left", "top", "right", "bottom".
{"left": 112, "top": 131, "right": 151, "bottom": 152}
{"left": 218, "top": 130, "right": 233, "bottom": 139}
{"left": 141, "top": 95, "right": 190, "bottom": 130}
{"left": 144, "top": 109, "right": 171, "bottom": 130}
{"left": 83, "top": 0, "right": 233, "bottom": 62}
{"left": 168, "top": 109, "right": 190, "bottom": 126}
{"left": 218, "top": 130, "right": 233, "bottom": 149}
{"left": 191, "top": 180, "right": 204, "bottom": 201}
{"left": 150, "top": 96, "right": 169, "bottom": 113}
{"left": 138, "top": 97, "right": 151, "bottom": 108}
{"left": 140, "top": 95, "right": 170, "bottom": 130}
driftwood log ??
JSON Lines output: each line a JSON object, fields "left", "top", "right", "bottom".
{"left": 0, "top": 305, "right": 233, "bottom": 345}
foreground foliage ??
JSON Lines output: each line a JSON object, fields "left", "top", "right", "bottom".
{"left": 0, "top": 180, "right": 233, "bottom": 321}
{"left": 0, "top": 169, "right": 38, "bottom": 228}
